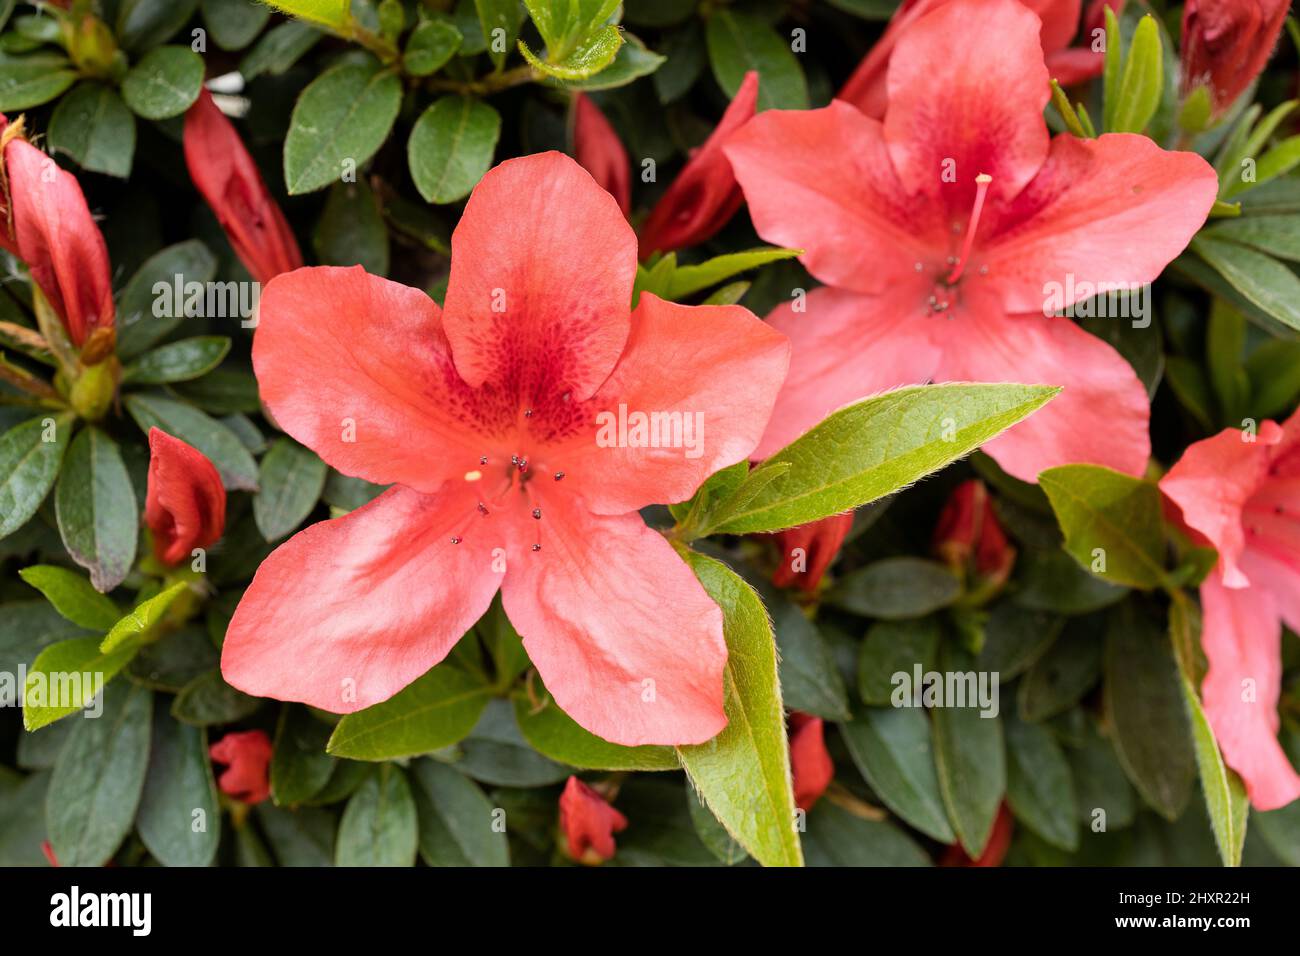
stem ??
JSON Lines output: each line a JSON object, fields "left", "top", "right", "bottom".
{"left": 427, "top": 64, "right": 540, "bottom": 96}
{"left": 0, "top": 355, "right": 60, "bottom": 403}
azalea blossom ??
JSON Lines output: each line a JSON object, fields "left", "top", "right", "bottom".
{"left": 183, "top": 89, "right": 303, "bottom": 284}
{"left": 1180, "top": 0, "right": 1290, "bottom": 118}
{"left": 789, "top": 712, "right": 834, "bottom": 811}
{"left": 573, "top": 93, "right": 630, "bottom": 217}
{"left": 933, "top": 479, "right": 1015, "bottom": 590}
{"left": 221, "top": 152, "right": 789, "bottom": 746}
{"left": 145, "top": 428, "right": 227, "bottom": 568}
{"left": 1159, "top": 413, "right": 1300, "bottom": 811}
{"left": 559, "top": 777, "right": 628, "bottom": 864}
{"left": 771, "top": 513, "right": 854, "bottom": 593}
{"left": 726, "top": 0, "right": 1217, "bottom": 481}
{"left": 209, "top": 730, "right": 273, "bottom": 804}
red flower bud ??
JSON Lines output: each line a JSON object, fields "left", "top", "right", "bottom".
{"left": 573, "top": 93, "right": 630, "bottom": 217}
{"left": 932, "top": 480, "right": 1015, "bottom": 588}
{"left": 559, "top": 776, "right": 628, "bottom": 864}
{"left": 638, "top": 71, "right": 758, "bottom": 257}
{"left": 789, "top": 712, "right": 834, "bottom": 811}
{"left": 145, "top": 428, "right": 227, "bottom": 567}
{"left": 771, "top": 512, "right": 854, "bottom": 593}
{"left": 183, "top": 89, "right": 302, "bottom": 284}
{"left": 1181, "top": 0, "right": 1289, "bottom": 117}
{"left": 209, "top": 729, "right": 273, "bottom": 804}
{"left": 940, "top": 804, "right": 1014, "bottom": 866}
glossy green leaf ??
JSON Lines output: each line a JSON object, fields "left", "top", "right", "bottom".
{"left": 123, "top": 337, "right": 231, "bottom": 386}
{"left": 0, "top": 55, "right": 77, "bottom": 110}
{"left": 121, "top": 46, "right": 205, "bottom": 120}
{"left": 125, "top": 393, "right": 258, "bottom": 491}
{"left": 410, "top": 758, "right": 509, "bottom": 866}
{"left": 475, "top": 0, "right": 525, "bottom": 70}
{"left": 408, "top": 95, "right": 501, "bottom": 204}
{"left": 559, "top": 32, "right": 664, "bottom": 90}
{"left": 328, "top": 666, "right": 492, "bottom": 760}
{"left": 705, "top": 10, "right": 807, "bottom": 111}
{"left": 764, "top": 584, "right": 849, "bottom": 720}
{"left": 403, "top": 18, "right": 462, "bottom": 75}
{"left": 686, "top": 778, "right": 748, "bottom": 865}
{"left": 518, "top": 23, "right": 623, "bottom": 80}
{"left": 453, "top": 699, "right": 571, "bottom": 786}
{"left": 253, "top": 437, "right": 328, "bottom": 542}
{"left": 171, "top": 669, "right": 260, "bottom": 726}
{"left": 117, "top": 0, "right": 200, "bottom": 51}
{"left": 1205, "top": 214, "right": 1300, "bottom": 262}
{"left": 0, "top": 414, "right": 72, "bottom": 540}
{"left": 136, "top": 707, "right": 220, "bottom": 866}
{"left": 313, "top": 178, "right": 390, "bottom": 275}
{"left": 513, "top": 694, "right": 677, "bottom": 771}
{"left": 202, "top": 0, "right": 274, "bottom": 50}
{"left": 239, "top": 20, "right": 324, "bottom": 80}
{"left": 18, "top": 565, "right": 120, "bottom": 631}
{"left": 1004, "top": 711, "right": 1078, "bottom": 851}
{"left": 335, "top": 765, "right": 418, "bottom": 866}
{"left": 115, "top": 240, "right": 220, "bottom": 360}
{"left": 663, "top": 247, "right": 802, "bottom": 300}
{"left": 48, "top": 82, "right": 135, "bottom": 178}
{"left": 256, "top": 804, "right": 335, "bottom": 865}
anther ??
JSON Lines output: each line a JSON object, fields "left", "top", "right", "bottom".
{"left": 479, "top": 456, "right": 488, "bottom": 465}
{"left": 554, "top": 471, "right": 565, "bottom": 481}
{"left": 450, "top": 536, "right": 462, "bottom": 544}
{"left": 477, "top": 502, "right": 489, "bottom": 516}
{"left": 531, "top": 543, "right": 542, "bottom": 552}
{"left": 524, "top": 409, "right": 533, "bottom": 418}
{"left": 532, "top": 508, "right": 542, "bottom": 519}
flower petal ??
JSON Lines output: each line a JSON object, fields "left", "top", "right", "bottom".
{"left": 753, "top": 286, "right": 941, "bottom": 459}
{"left": 442, "top": 152, "right": 636, "bottom": 401}
{"left": 725, "top": 101, "right": 940, "bottom": 295}
{"left": 145, "top": 427, "right": 226, "bottom": 567}
{"left": 936, "top": 288, "right": 1150, "bottom": 481}
{"left": 981, "top": 133, "right": 1218, "bottom": 314}
{"left": 573, "top": 93, "right": 630, "bottom": 217}
{"left": 1200, "top": 573, "right": 1300, "bottom": 812}
{"left": 559, "top": 292, "right": 789, "bottom": 514}
{"left": 253, "top": 265, "right": 482, "bottom": 491}
{"left": 501, "top": 501, "right": 726, "bottom": 747}
{"left": 222, "top": 485, "right": 501, "bottom": 713}
{"left": 883, "top": 0, "right": 1051, "bottom": 215}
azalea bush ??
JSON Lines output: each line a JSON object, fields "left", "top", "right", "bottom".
{"left": 0, "top": 0, "right": 1297, "bottom": 870}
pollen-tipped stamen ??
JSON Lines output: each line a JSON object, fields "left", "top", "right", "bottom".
{"left": 946, "top": 173, "right": 992, "bottom": 285}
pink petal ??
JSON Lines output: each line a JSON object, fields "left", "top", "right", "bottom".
{"left": 936, "top": 286, "right": 1150, "bottom": 481}
{"left": 753, "top": 286, "right": 941, "bottom": 459}
{"left": 252, "top": 265, "right": 482, "bottom": 492}
{"left": 980, "top": 134, "right": 1218, "bottom": 315}
{"left": 558, "top": 292, "right": 789, "bottom": 514}
{"left": 883, "top": 0, "right": 1051, "bottom": 217}
{"left": 1046, "top": 46, "right": 1106, "bottom": 86}
{"left": 145, "top": 428, "right": 226, "bottom": 566}
{"left": 501, "top": 500, "right": 727, "bottom": 747}
{"left": 442, "top": 152, "right": 636, "bottom": 401}
{"left": 724, "top": 101, "right": 941, "bottom": 295}
{"left": 573, "top": 93, "right": 630, "bottom": 217}
{"left": 222, "top": 486, "right": 501, "bottom": 713}
{"left": 1199, "top": 573, "right": 1300, "bottom": 811}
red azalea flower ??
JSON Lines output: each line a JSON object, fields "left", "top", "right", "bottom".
{"left": 573, "top": 93, "right": 630, "bottom": 217}
{"left": 771, "top": 512, "right": 854, "bottom": 593}
{"left": 209, "top": 729, "right": 273, "bottom": 804}
{"left": 220, "top": 152, "right": 790, "bottom": 746}
{"left": 940, "top": 804, "right": 1014, "bottom": 866}
{"left": 933, "top": 480, "right": 1015, "bottom": 587}
{"left": 183, "top": 89, "right": 303, "bottom": 284}
{"left": 637, "top": 71, "right": 759, "bottom": 258}
{"left": 726, "top": 0, "right": 1217, "bottom": 482}
{"left": 789, "top": 712, "right": 834, "bottom": 811}
{"left": 1, "top": 116, "right": 114, "bottom": 348}
{"left": 145, "top": 428, "right": 227, "bottom": 567}
{"left": 1159, "top": 411, "right": 1300, "bottom": 811}
{"left": 559, "top": 777, "right": 628, "bottom": 864}
{"left": 1180, "top": 0, "right": 1290, "bottom": 119}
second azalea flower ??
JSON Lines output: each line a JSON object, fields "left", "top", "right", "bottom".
{"left": 222, "top": 152, "right": 790, "bottom": 747}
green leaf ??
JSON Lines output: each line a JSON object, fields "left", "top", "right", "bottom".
{"left": 46, "top": 684, "right": 152, "bottom": 866}
{"left": 1104, "top": 601, "right": 1195, "bottom": 820}
{"left": 1017, "top": 619, "right": 1103, "bottom": 721}
{"left": 54, "top": 428, "right": 137, "bottom": 594}
{"left": 830, "top": 558, "right": 961, "bottom": 620}
{"left": 23, "top": 636, "right": 138, "bottom": 731}
{"left": 701, "top": 383, "right": 1058, "bottom": 535}
{"left": 259, "top": 0, "right": 351, "bottom": 31}
{"left": 1192, "top": 236, "right": 1300, "bottom": 332}
{"left": 1205, "top": 214, "right": 1300, "bottom": 262}
{"left": 313, "top": 178, "right": 390, "bottom": 275}
{"left": 1071, "top": 717, "right": 1137, "bottom": 829}
{"left": 256, "top": 804, "right": 335, "bottom": 865}
{"left": 705, "top": 10, "right": 808, "bottom": 111}
{"left": 475, "top": 0, "right": 525, "bottom": 70}
{"left": 1181, "top": 674, "right": 1248, "bottom": 867}
{"left": 129, "top": 624, "right": 218, "bottom": 692}
{"left": 839, "top": 704, "right": 954, "bottom": 843}
{"left": 1255, "top": 801, "right": 1300, "bottom": 865}
{"left": 764, "top": 584, "right": 849, "bottom": 720}
{"left": 1004, "top": 711, "right": 1078, "bottom": 851}
{"left": 1107, "top": 15, "right": 1162, "bottom": 133}
{"left": 136, "top": 707, "right": 220, "bottom": 867}
{"left": 121, "top": 46, "right": 205, "bottom": 120}
{"left": 283, "top": 60, "right": 402, "bottom": 195}
{"left": 117, "top": 0, "right": 200, "bottom": 51}
{"left": 663, "top": 247, "right": 802, "bottom": 301}
{"left": 19, "top": 565, "right": 120, "bottom": 631}
{"left": 931, "top": 642, "right": 1005, "bottom": 857}
{"left": 328, "top": 665, "right": 492, "bottom": 760}
{"left": 253, "top": 437, "right": 328, "bottom": 542}
{"left": 975, "top": 601, "right": 1063, "bottom": 682}
{"left": 410, "top": 758, "right": 509, "bottom": 866}
{"left": 403, "top": 18, "right": 462, "bottom": 75}
{"left": 856, "top": 616, "right": 942, "bottom": 706}
{"left": 1038, "top": 464, "right": 1169, "bottom": 590}
{"left": 1207, "top": 299, "right": 1249, "bottom": 422}
{"left": 685, "top": 778, "right": 749, "bottom": 865}
{"left": 803, "top": 802, "right": 930, "bottom": 866}
{"left": 453, "top": 699, "right": 570, "bottom": 786}
{"left": 100, "top": 582, "right": 190, "bottom": 655}
{"left": 513, "top": 694, "right": 678, "bottom": 771}
{"left": 407, "top": 95, "right": 502, "bottom": 204}
{"left": 202, "top": 0, "right": 274, "bottom": 50}
{"left": 335, "top": 765, "right": 418, "bottom": 866}
{"left": 1246, "top": 339, "right": 1300, "bottom": 419}
{"left": 115, "top": 240, "right": 220, "bottom": 360}
{"left": 271, "top": 705, "right": 335, "bottom": 807}
{"left": 123, "top": 336, "right": 231, "bottom": 386}
{"left": 676, "top": 550, "right": 802, "bottom": 867}
{"left": 239, "top": 20, "right": 324, "bottom": 80}
{"left": 558, "top": 32, "right": 664, "bottom": 91}
{"left": 47, "top": 82, "right": 136, "bottom": 178}
{"left": 125, "top": 393, "right": 259, "bottom": 491}
{"left": 0, "top": 413, "right": 72, "bottom": 540}
{"left": 171, "top": 668, "right": 260, "bottom": 726}
{"left": 0, "top": 55, "right": 77, "bottom": 111}
{"left": 523, "top": 0, "right": 619, "bottom": 55}
{"left": 518, "top": 24, "right": 623, "bottom": 81}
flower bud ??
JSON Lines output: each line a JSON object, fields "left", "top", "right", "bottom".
{"left": 145, "top": 428, "right": 227, "bottom": 568}
{"left": 1180, "top": 0, "right": 1289, "bottom": 119}
{"left": 209, "top": 730, "right": 273, "bottom": 804}
{"left": 771, "top": 512, "right": 854, "bottom": 593}
{"left": 932, "top": 480, "right": 1015, "bottom": 595}
{"left": 558, "top": 776, "right": 628, "bottom": 865}
{"left": 790, "top": 712, "right": 834, "bottom": 811}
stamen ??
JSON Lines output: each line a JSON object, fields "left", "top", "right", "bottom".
{"left": 477, "top": 502, "right": 489, "bottom": 516}
{"left": 946, "top": 173, "right": 992, "bottom": 285}
{"left": 464, "top": 470, "right": 482, "bottom": 482}
{"left": 450, "top": 536, "right": 462, "bottom": 544}
{"left": 479, "top": 456, "right": 488, "bottom": 465}
{"left": 532, "top": 508, "right": 542, "bottom": 519}
{"left": 554, "top": 471, "right": 565, "bottom": 481}
{"left": 531, "top": 543, "right": 541, "bottom": 551}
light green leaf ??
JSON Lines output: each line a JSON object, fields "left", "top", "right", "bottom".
{"left": 23, "top": 636, "right": 137, "bottom": 730}
{"left": 1181, "top": 674, "right": 1248, "bottom": 866}
{"left": 558, "top": 32, "right": 664, "bottom": 90}
{"left": 259, "top": 0, "right": 351, "bottom": 31}
{"left": 18, "top": 565, "right": 120, "bottom": 630}
{"left": 1107, "top": 15, "right": 1162, "bottom": 133}
{"left": 664, "top": 247, "right": 802, "bottom": 300}
{"left": 407, "top": 95, "right": 501, "bottom": 204}
{"left": 518, "top": 23, "right": 623, "bottom": 81}
{"left": 1204, "top": 214, "right": 1300, "bottom": 262}
{"left": 100, "top": 582, "right": 190, "bottom": 654}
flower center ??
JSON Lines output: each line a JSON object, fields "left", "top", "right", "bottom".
{"left": 448, "top": 436, "right": 566, "bottom": 552}
{"left": 946, "top": 173, "right": 992, "bottom": 285}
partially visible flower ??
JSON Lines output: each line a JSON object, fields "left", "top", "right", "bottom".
{"left": 1180, "top": 0, "right": 1290, "bottom": 118}
{"left": 183, "top": 89, "right": 302, "bottom": 283}
{"left": 145, "top": 428, "right": 227, "bottom": 568}
{"left": 1159, "top": 412, "right": 1300, "bottom": 811}
{"left": 940, "top": 804, "right": 1014, "bottom": 866}
{"left": 573, "top": 93, "right": 630, "bottom": 217}
{"left": 2, "top": 115, "right": 114, "bottom": 348}
{"left": 209, "top": 730, "right": 273, "bottom": 804}
{"left": 41, "top": 841, "right": 58, "bottom": 867}
{"left": 789, "top": 712, "right": 834, "bottom": 811}
{"left": 771, "top": 512, "right": 854, "bottom": 593}
{"left": 638, "top": 71, "right": 759, "bottom": 258}
{"left": 559, "top": 776, "right": 628, "bottom": 864}
{"left": 933, "top": 480, "right": 1015, "bottom": 590}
